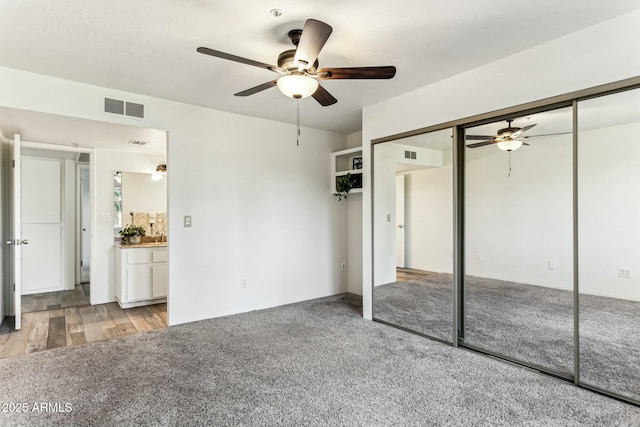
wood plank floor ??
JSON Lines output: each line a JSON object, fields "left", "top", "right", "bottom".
{"left": 22, "top": 284, "right": 90, "bottom": 313}
{"left": 396, "top": 267, "right": 431, "bottom": 282}
{"left": 0, "top": 303, "right": 167, "bottom": 359}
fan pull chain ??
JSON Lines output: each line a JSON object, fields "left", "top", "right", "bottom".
{"left": 296, "top": 97, "right": 301, "bottom": 146}
{"left": 508, "top": 151, "right": 512, "bottom": 177}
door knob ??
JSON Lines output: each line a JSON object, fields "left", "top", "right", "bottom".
{"left": 5, "top": 239, "right": 28, "bottom": 245}
{"left": 398, "top": 225, "right": 404, "bottom": 229}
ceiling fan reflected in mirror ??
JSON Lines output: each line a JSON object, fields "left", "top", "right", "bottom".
{"left": 196, "top": 19, "right": 397, "bottom": 106}
{"left": 465, "top": 119, "right": 536, "bottom": 152}
{"left": 466, "top": 119, "right": 572, "bottom": 152}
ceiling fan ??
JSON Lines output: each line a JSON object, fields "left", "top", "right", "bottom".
{"left": 196, "top": 19, "right": 397, "bottom": 106}
{"left": 465, "top": 119, "right": 537, "bottom": 152}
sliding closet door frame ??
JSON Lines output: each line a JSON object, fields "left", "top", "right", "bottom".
{"left": 453, "top": 126, "right": 465, "bottom": 346}
{"left": 572, "top": 100, "right": 580, "bottom": 386}
{"left": 370, "top": 75, "right": 640, "bottom": 405}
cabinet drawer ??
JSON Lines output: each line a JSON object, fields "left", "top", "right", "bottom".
{"left": 152, "top": 250, "right": 168, "bottom": 263}
{"left": 127, "top": 250, "right": 151, "bottom": 265}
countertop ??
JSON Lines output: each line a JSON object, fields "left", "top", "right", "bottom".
{"left": 116, "top": 242, "right": 167, "bottom": 248}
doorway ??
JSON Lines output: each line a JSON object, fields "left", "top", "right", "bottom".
{"left": 20, "top": 145, "right": 92, "bottom": 314}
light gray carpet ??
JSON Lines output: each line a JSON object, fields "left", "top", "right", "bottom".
{"left": 1, "top": 294, "right": 639, "bottom": 426}
{"left": 374, "top": 273, "right": 640, "bottom": 402}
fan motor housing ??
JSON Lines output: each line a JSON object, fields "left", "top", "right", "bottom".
{"left": 277, "top": 49, "right": 318, "bottom": 73}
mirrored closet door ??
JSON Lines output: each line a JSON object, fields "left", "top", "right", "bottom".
{"left": 373, "top": 128, "right": 454, "bottom": 343}
{"left": 577, "top": 87, "right": 640, "bottom": 402}
{"left": 462, "top": 107, "right": 574, "bottom": 376}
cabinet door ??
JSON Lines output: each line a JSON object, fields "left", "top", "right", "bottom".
{"left": 126, "top": 264, "right": 152, "bottom": 301}
{"left": 152, "top": 262, "right": 168, "bottom": 298}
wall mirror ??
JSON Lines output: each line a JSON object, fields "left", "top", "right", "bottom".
{"left": 372, "top": 127, "right": 454, "bottom": 343}
{"left": 113, "top": 171, "right": 167, "bottom": 239}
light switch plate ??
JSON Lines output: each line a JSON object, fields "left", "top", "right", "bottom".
{"left": 99, "top": 214, "right": 111, "bottom": 223}
{"left": 184, "top": 215, "right": 192, "bottom": 227}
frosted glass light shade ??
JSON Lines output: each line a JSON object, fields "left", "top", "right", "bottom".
{"left": 277, "top": 75, "right": 318, "bottom": 99}
{"left": 497, "top": 138, "right": 523, "bottom": 151}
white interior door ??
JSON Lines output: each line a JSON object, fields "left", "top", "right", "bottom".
{"left": 7, "top": 135, "right": 23, "bottom": 329}
{"left": 21, "top": 157, "right": 63, "bottom": 294}
{"left": 396, "top": 174, "right": 405, "bottom": 268}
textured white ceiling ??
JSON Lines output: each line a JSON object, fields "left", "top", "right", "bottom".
{"left": 0, "top": 0, "right": 639, "bottom": 135}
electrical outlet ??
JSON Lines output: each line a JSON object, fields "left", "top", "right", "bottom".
{"left": 184, "top": 215, "right": 192, "bottom": 227}
{"left": 99, "top": 213, "right": 111, "bottom": 223}
{"left": 476, "top": 253, "right": 483, "bottom": 262}
{"left": 618, "top": 268, "right": 631, "bottom": 279}
{"left": 240, "top": 279, "right": 247, "bottom": 288}
{"left": 340, "top": 262, "right": 347, "bottom": 271}
{"left": 548, "top": 260, "right": 556, "bottom": 270}
{"left": 387, "top": 214, "right": 392, "bottom": 222}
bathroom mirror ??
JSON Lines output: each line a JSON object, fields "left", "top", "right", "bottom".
{"left": 114, "top": 171, "right": 167, "bottom": 238}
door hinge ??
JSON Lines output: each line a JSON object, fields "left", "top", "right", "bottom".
{"left": 12, "top": 160, "right": 15, "bottom": 167}
{"left": 12, "top": 283, "right": 15, "bottom": 292}
{"left": 80, "top": 260, "right": 83, "bottom": 267}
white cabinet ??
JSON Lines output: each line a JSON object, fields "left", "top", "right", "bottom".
{"left": 115, "top": 245, "right": 167, "bottom": 308}
{"left": 331, "top": 146, "right": 363, "bottom": 195}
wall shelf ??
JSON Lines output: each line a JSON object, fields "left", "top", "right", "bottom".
{"left": 331, "top": 147, "right": 363, "bottom": 195}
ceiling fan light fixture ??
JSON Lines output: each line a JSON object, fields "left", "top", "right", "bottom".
{"left": 277, "top": 74, "right": 318, "bottom": 99}
{"left": 497, "top": 138, "right": 523, "bottom": 152}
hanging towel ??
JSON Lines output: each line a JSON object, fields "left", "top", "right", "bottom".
{"left": 132, "top": 212, "right": 151, "bottom": 235}
{"left": 155, "top": 213, "right": 167, "bottom": 236}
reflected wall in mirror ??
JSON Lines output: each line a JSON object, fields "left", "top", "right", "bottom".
{"left": 114, "top": 171, "right": 167, "bottom": 240}
{"left": 463, "top": 107, "right": 574, "bottom": 375}
{"left": 373, "top": 128, "right": 454, "bottom": 343}
{"left": 578, "top": 87, "right": 640, "bottom": 402}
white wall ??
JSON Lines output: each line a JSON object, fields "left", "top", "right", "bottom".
{"left": 361, "top": 9, "right": 640, "bottom": 319}
{"left": 0, "top": 136, "right": 5, "bottom": 322}
{"left": 578, "top": 122, "right": 640, "bottom": 301}
{"left": 373, "top": 142, "right": 444, "bottom": 286}
{"left": 0, "top": 66, "right": 348, "bottom": 325}
{"left": 404, "top": 159, "right": 453, "bottom": 275}
{"left": 64, "top": 158, "right": 76, "bottom": 290}
{"left": 346, "top": 131, "right": 363, "bottom": 294}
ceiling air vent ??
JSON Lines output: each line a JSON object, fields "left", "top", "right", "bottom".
{"left": 128, "top": 140, "right": 150, "bottom": 146}
{"left": 104, "top": 98, "right": 125, "bottom": 115}
{"left": 404, "top": 150, "right": 417, "bottom": 160}
{"left": 104, "top": 98, "right": 145, "bottom": 118}
{"left": 126, "top": 102, "right": 144, "bottom": 118}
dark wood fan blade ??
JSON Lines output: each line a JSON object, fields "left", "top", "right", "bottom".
{"left": 522, "top": 142, "right": 530, "bottom": 146}
{"left": 197, "top": 47, "right": 282, "bottom": 73}
{"left": 523, "top": 131, "right": 571, "bottom": 139}
{"left": 317, "top": 66, "right": 396, "bottom": 80}
{"left": 465, "top": 135, "right": 496, "bottom": 140}
{"left": 512, "top": 123, "right": 537, "bottom": 137}
{"left": 312, "top": 84, "right": 337, "bottom": 106}
{"left": 234, "top": 80, "right": 278, "bottom": 97}
{"left": 294, "top": 19, "right": 333, "bottom": 71}
{"left": 466, "top": 140, "right": 497, "bottom": 149}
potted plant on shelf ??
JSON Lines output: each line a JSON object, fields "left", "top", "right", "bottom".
{"left": 334, "top": 173, "right": 357, "bottom": 201}
{"left": 119, "top": 225, "right": 146, "bottom": 245}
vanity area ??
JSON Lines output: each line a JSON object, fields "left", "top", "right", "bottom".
{"left": 113, "top": 170, "right": 168, "bottom": 308}
{"left": 115, "top": 243, "right": 167, "bottom": 308}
